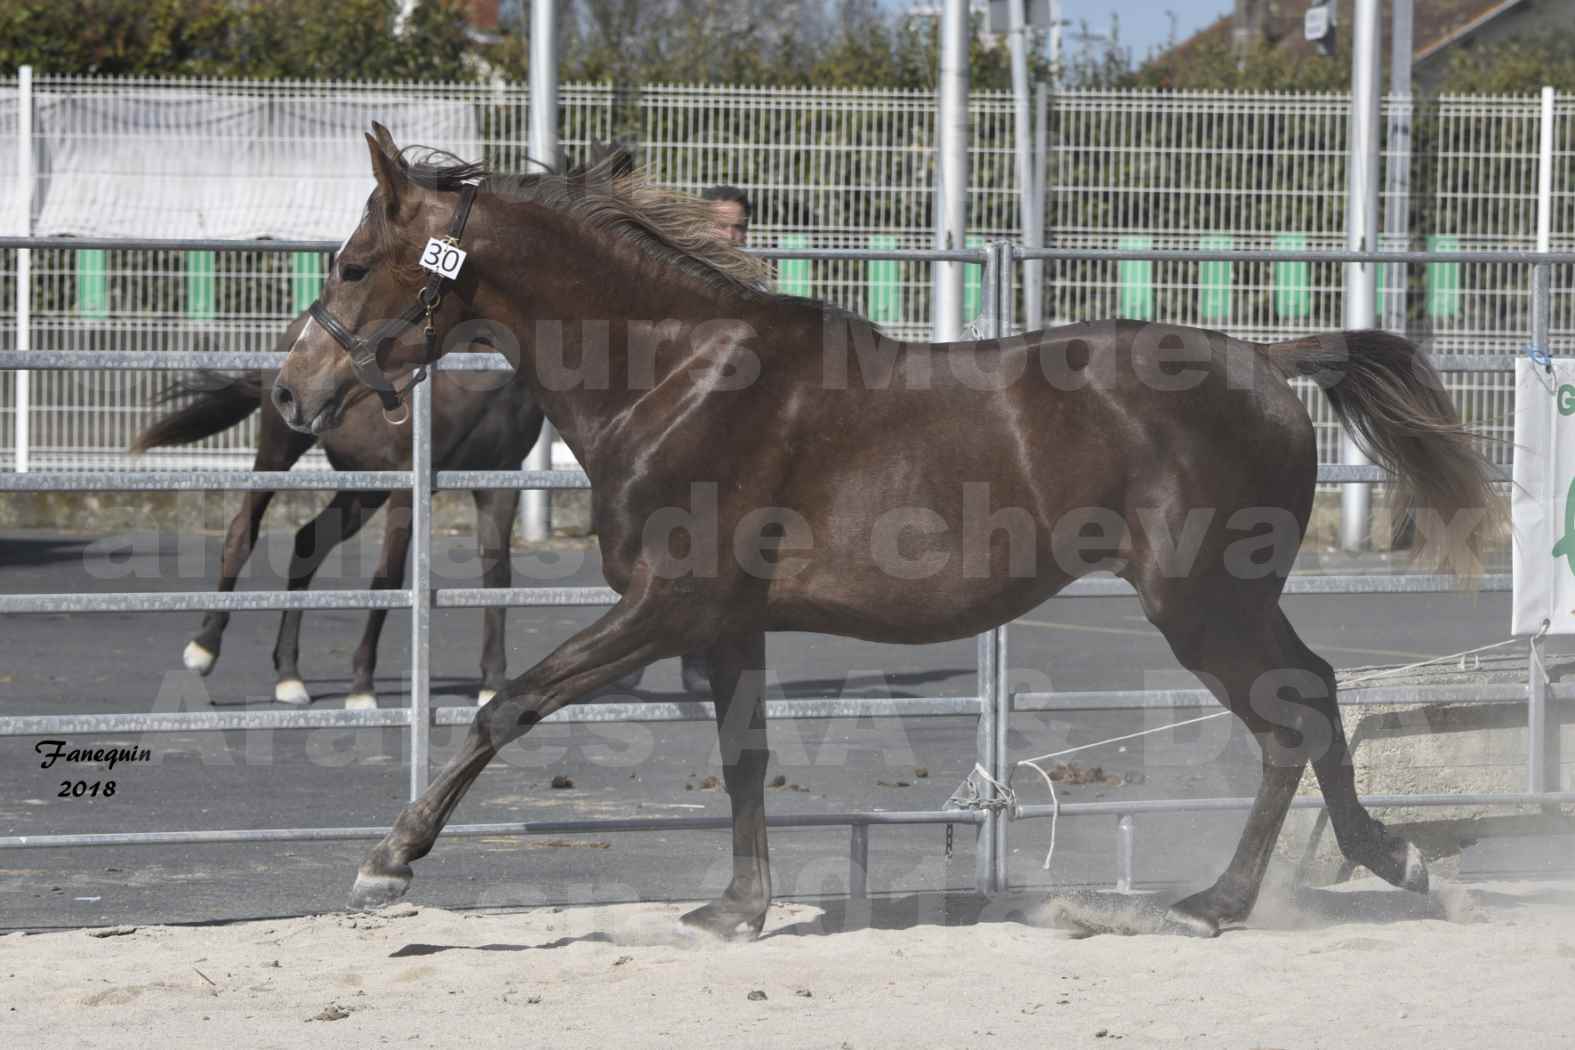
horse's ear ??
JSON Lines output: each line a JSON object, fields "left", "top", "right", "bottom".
{"left": 370, "top": 122, "right": 400, "bottom": 161}
{"left": 366, "top": 132, "right": 406, "bottom": 217}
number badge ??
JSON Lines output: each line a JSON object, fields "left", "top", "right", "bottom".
{"left": 419, "top": 237, "right": 467, "bottom": 279}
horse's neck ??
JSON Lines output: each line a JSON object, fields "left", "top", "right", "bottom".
{"left": 502, "top": 252, "right": 755, "bottom": 479}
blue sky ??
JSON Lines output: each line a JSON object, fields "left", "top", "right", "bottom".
{"left": 1056, "top": 0, "right": 1232, "bottom": 64}
{"left": 889, "top": 0, "right": 1236, "bottom": 67}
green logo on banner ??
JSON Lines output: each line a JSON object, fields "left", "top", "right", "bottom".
{"left": 1555, "top": 476, "right": 1575, "bottom": 574}
{"left": 1559, "top": 384, "right": 1575, "bottom": 416}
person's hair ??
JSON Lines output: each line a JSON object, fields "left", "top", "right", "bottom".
{"left": 701, "top": 184, "right": 752, "bottom": 220}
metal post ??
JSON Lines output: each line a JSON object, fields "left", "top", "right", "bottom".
{"left": 409, "top": 375, "right": 433, "bottom": 800}
{"left": 1008, "top": 0, "right": 1039, "bottom": 336}
{"left": 1530, "top": 633, "right": 1553, "bottom": 794}
{"left": 981, "top": 241, "right": 1004, "bottom": 337}
{"left": 1380, "top": 0, "right": 1412, "bottom": 335}
{"left": 1030, "top": 82, "right": 1048, "bottom": 331}
{"left": 14, "top": 65, "right": 32, "bottom": 474}
{"left": 1538, "top": 87, "right": 1555, "bottom": 258}
{"left": 974, "top": 629, "right": 1000, "bottom": 896}
{"left": 931, "top": 0, "right": 970, "bottom": 342}
{"left": 992, "top": 623, "right": 1010, "bottom": 893}
{"left": 521, "top": 0, "right": 560, "bottom": 542}
{"left": 1340, "top": 0, "right": 1382, "bottom": 551}
{"left": 1116, "top": 814, "right": 1134, "bottom": 892}
{"left": 968, "top": 244, "right": 1011, "bottom": 896}
{"left": 994, "top": 248, "right": 1011, "bottom": 895}
{"left": 849, "top": 823, "right": 869, "bottom": 899}
{"left": 1529, "top": 98, "right": 1553, "bottom": 795}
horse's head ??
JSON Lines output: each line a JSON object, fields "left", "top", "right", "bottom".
{"left": 274, "top": 124, "right": 482, "bottom": 433}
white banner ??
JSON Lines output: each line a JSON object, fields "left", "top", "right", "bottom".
{"left": 1512, "top": 358, "right": 1575, "bottom": 635}
{"left": 30, "top": 92, "right": 480, "bottom": 240}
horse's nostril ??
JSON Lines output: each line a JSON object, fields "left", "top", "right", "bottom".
{"left": 272, "top": 382, "right": 298, "bottom": 421}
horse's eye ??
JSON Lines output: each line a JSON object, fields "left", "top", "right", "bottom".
{"left": 340, "top": 263, "right": 369, "bottom": 282}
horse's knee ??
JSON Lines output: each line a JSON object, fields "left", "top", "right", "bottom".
{"left": 476, "top": 689, "right": 547, "bottom": 745}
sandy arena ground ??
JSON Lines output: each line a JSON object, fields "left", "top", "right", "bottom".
{"left": 4, "top": 874, "right": 1575, "bottom": 1049}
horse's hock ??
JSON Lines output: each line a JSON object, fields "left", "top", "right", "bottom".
{"left": 1283, "top": 651, "right": 1575, "bottom": 880}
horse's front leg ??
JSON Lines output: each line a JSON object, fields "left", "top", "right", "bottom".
{"left": 347, "top": 581, "right": 691, "bottom": 910}
{"left": 681, "top": 630, "right": 771, "bottom": 940}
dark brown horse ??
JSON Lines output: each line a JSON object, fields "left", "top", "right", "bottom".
{"left": 274, "top": 126, "right": 1500, "bottom": 938}
{"left": 133, "top": 310, "right": 538, "bottom": 709}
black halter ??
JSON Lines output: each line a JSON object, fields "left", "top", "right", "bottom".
{"left": 307, "top": 184, "right": 478, "bottom": 424}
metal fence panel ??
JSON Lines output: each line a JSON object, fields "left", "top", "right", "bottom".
{"left": 2, "top": 78, "right": 1570, "bottom": 472}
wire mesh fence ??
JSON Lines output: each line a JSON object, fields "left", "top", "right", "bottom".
{"left": 0, "top": 76, "right": 1569, "bottom": 471}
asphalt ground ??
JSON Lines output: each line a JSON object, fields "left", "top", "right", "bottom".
{"left": 0, "top": 526, "right": 1531, "bottom": 930}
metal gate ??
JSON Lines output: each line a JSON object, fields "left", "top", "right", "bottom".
{"left": 0, "top": 239, "right": 1005, "bottom": 898}
{"left": 2, "top": 236, "right": 1572, "bottom": 901}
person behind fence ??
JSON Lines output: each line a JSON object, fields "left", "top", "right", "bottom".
{"left": 701, "top": 184, "right": 751, "bottom": 246}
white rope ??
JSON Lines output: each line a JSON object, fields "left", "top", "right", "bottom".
{"left": 1013, "top": 710, "right": 1233, "bottom": 872}
{"left": 1340, "top": 628, "right": 1542, "bottom": 687}
{"left": 1016, "top": 710, "right": 1234, "bottom": 770}
{"left": 1019, "top": 757, "right": 1060, "bottom": 871}
{"left": 1008, "top": 628, "right": 1548, "bottom": 873}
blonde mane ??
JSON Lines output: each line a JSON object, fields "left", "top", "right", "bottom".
{"left": 393, "top": 145, "right": 774, "bottom": 296}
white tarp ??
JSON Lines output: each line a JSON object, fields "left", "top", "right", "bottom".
{"left": 0, "top": 88, "right": 20, "bottom": 237}
{"left": 1512, "top": 358, "right": 1575, "bottom": 635}
{"left": 30, "top": 92, "right": 481, "bottom": 240}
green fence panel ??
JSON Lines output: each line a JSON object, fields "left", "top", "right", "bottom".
{"left": 963, "top": 235, "right": 984, "bottom": 324}
{"left": 1426, "top": 235, "right": 1460, "bottom": 320}
{"left": 1198, "top": 234, "right": 1233, "bottom": 322}
{"left": 1118, "top": 236, "right": 1153, "bottom": 320}
{"left": 185, "top": 251, "right": 216, "bottom": 321}
{"left": 76, "top": 249, "right": 108, "bottom": 320}
{"left": 1273, "top": 234, "right": 1310, "bottom": 319}
{"left": 777, "top": 234, "right": 811, "bottom": 297}
{"left": 292, "top": 252, "right": 325, "bottom": 314}
{"left": 866, "top": 235, "right": 901, "bottom": 325}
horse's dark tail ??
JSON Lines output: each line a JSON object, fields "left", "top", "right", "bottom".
{"left": 1264, "top": 329, "right": 1504, "bottom": 575}
{"left": 130, "top": 371, "right": 266, "bottom": 454}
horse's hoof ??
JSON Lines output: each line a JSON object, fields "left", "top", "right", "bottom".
{"left": 349, "top": 865, "right": 412, "bottom": 911}
{"left": 1161, "top": 905, "right": 1222, "bottom": 939}
{"left": 1411, "top": 843, "right": 1436, "bottom": 894}
{"left": 1398, "top": 841, "right": 1429, "bottom": 894}
{"left": 274, "top": 678, "right": 311, "bottom": 705}
{"left": 183, "top": 641, "right": 217, "bottom": 676}
{"left": 345, "top": 693, "right": 378, "bottom": 711}
{"left": 680, "top": 899, "right": 767, "bottom": 941}
{"left": 477, "top": 689, "right": 496, "bottom": 707}
{"left": 1364, "top": 834, "right": 1430, "bottom": 894}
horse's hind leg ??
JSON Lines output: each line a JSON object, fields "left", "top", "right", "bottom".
{"left": 185, "top": 410, "right": 314, "bottom": 675}
{"left": 1141, "top": 594, "right": 1323, "bottom": 936}
{"left": 1278, "top": 613, "right": 1428, "bottom": 894}
{"left": 680, "top": 630, "right": 772, "bottom": 940}
{"left": 1150, "top": 601, "right": 1428, "bottom": 936}
{"left": 344, "top": 491, "right": 412, "bottom": 710}
{"left": 472, "top": 487, "right": 520, "bottom": 706}
{"left": 272, "top": 490, "right": 389, "bottom": 705}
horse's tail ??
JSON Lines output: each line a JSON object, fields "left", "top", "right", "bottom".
{"left": 130, "top": 371, "right": 266, "bottom": 453}
{"left": 1264, "top": 329, "right": 1503, "bottom": 574}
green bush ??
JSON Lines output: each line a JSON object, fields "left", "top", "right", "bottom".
{"left": 0, "top": 0, "right": 474, "bottom": 81}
